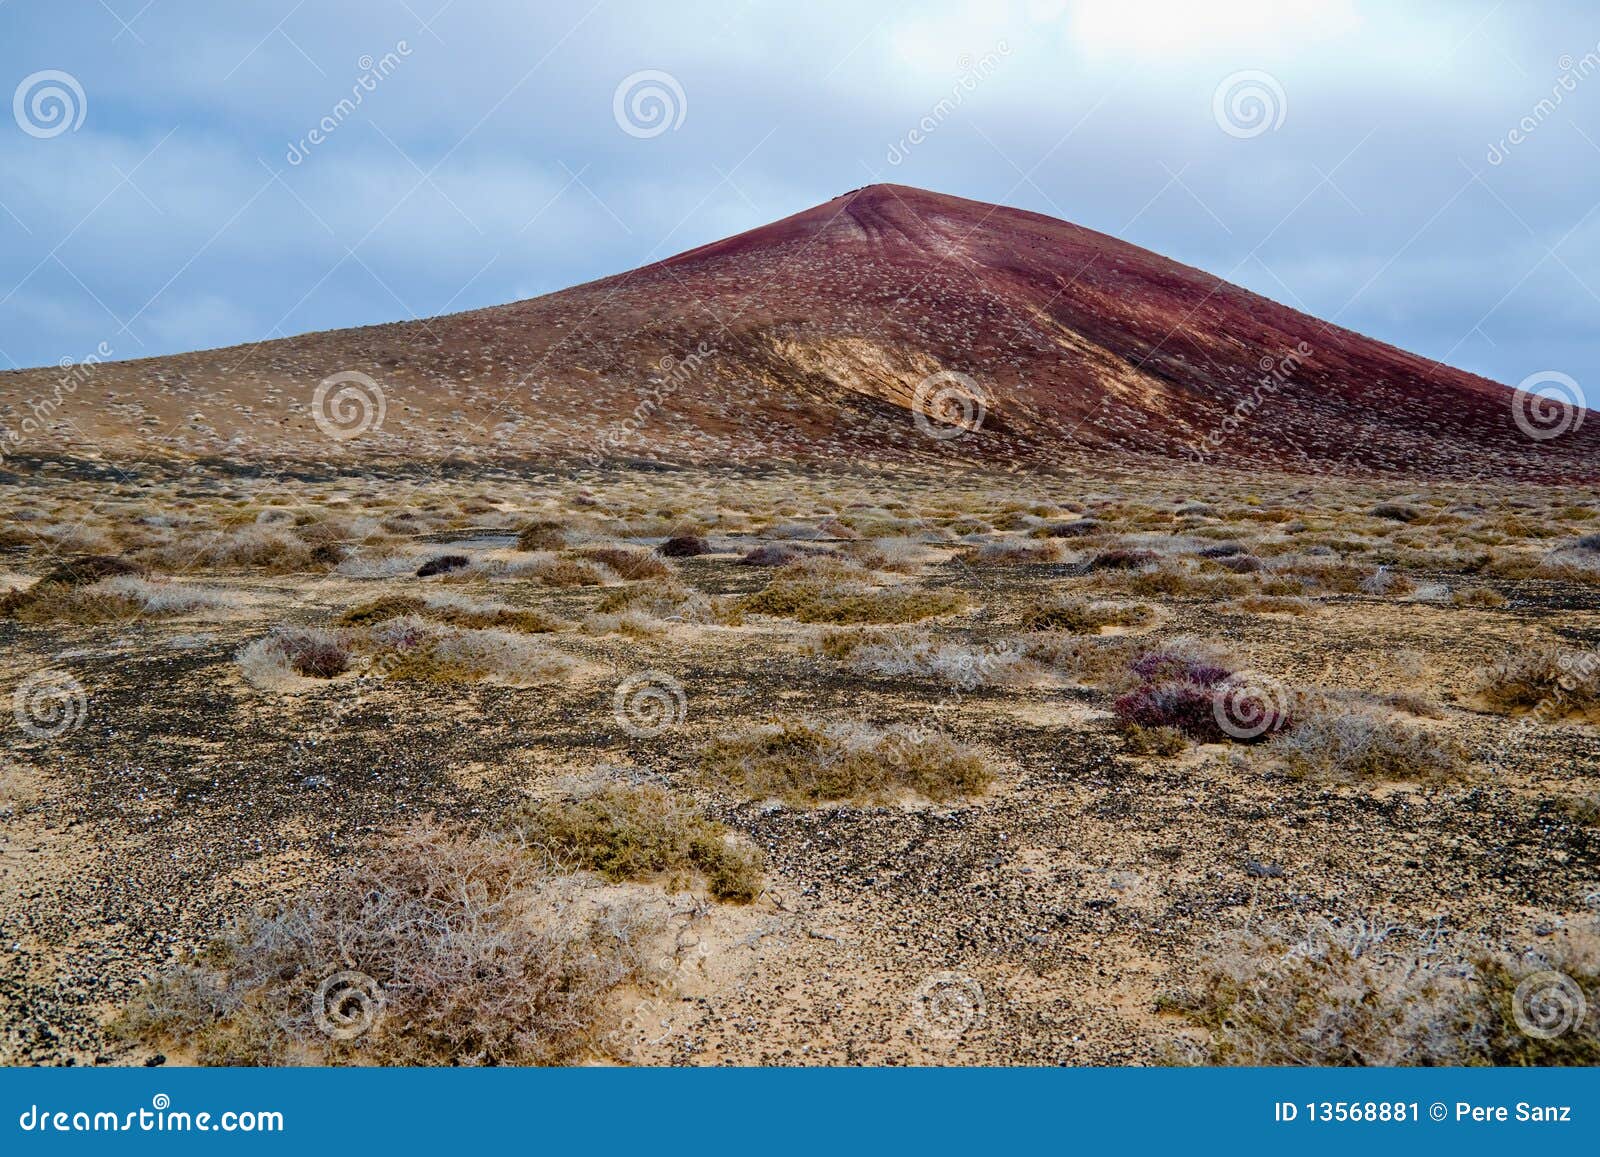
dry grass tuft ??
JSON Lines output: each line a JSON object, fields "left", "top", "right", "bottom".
{"left": 1478, "top": 645, "right": 1599, "bottom": 720}
{"left": 1170, "top": 919, "right": 1600, "bottom": 1066}
{"left": 1019, "top": 595, "right": 1156, "bottom": 633}
{"left": 511, "top": 784, "right": 762, "bottom": 902}
{"left": 1268, "top": 709, "right": 1468, "bottom": 780}
{"left": 572, "top": 546, "right": 673, "bottom": 580}
{"left": 515, "top": 520, "right": 569, "bottom": 551}
{"left": 113, "top": 822, "right": 664, "bottom": 1065}
{"left": 741, "top": 573, "right": 965, "bottom": 624}
{"left": 700, "top": 719, "right": 990, "bottom": 805}
{"left": 338, "top": 594, "right": 564, "bottom": 633}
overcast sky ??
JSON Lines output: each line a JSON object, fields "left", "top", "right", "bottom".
{"left": 3, "top": 1, "right": 1598, "bottom": 400}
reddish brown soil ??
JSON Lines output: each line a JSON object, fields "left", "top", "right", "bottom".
{"left": 2, "top": 183, "right": 1593, "bottom": 480}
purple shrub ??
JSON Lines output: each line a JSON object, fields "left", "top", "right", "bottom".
{"left": 1113, "top": 682, "right": 1227, "bottom": 742}
{"left": 1130, "top": 651, "right": 1234, "bottom": 687}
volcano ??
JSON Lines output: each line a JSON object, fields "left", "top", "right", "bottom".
{"left": 3, "top": 183, "right": 1592, "bottom": 480}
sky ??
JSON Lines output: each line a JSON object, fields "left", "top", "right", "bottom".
{"left": 2, "top": 0, "right": 1598, "bottom": 403}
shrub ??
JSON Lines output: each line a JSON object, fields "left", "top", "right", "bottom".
{"left": 592, "top": 580, "right": 740, "bottom": 626}
{"left": 572, "top": 546, "right": 672, "bottom": 580}
{"left": 1172, "top": 919, "right": 1600, "bottom": 1066}
{"left": 1121, "top": 724, "right": 1188, "bottom": 756}
{"left": 3, "top": 572, "right": 228, "bottom": 624}
{"left": 1018, "top": 634, "right": 1143, "bottom": 689}
{"left": 511, "top": 784, "right": 762, "bottom": 902}
{"left": 338, "top": 595, "right": 426, "bottom": 624}
{"left": 1370, "top": 503, "right": 1421, "bottom": 522}
{"left": 340, "top": 594, "right": 564, "bottom": 634}
{"left": 516, "top": 520, "right": 569, "bottom": 551}
{"left": 1114, "top": 682, "right": 1231, "bottom": 742}
{"left": 1019, "top": 596, "right": 1155, "bottom": 633}
{"left": 1452, "top": 585, "right": 1507, "bottom": 608}
{"left": 700, "top": 719, "right": 989, "bottom": 805}
{"left": 1090, "top": 548, "right": 1160, "bottom": 570}
{"left": 845, "top": 537, "right": 929, "bottom": 573}
{"left": 658, "top": 535, "right": 712, "bottom": 557}
{"left": 381, "top": 625, "right": 575, "bottom": 685}
{"left": 1268, "top": 710, "right": 1467, "bottom": 780}
{"left": 1129, "top": 649, "right": 1234, "bottom": 687}
{"left": 1033, "top": 518, "right": 1102, "bottom": 538}
{"left": 966, "top": 539, "right": 1064, "bottom": 565}
{"left": 1478, "top": 645, "right": 1599, "bottom": 719}
{"left": 237, "top": 627, "right": 352, "bottom": 684}
{"left": 113, "top": 823, "right": 664, "bottom": 1065}
{"left": 519, "top": 555, "right": 609, "bottom": 588}
{"left": 845, "top": 637, "right": 1037, "bottom": 688}
{"left": 416, "top": 554, "right": 471, "bottom": 578}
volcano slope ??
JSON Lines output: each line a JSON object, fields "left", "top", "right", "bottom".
{"left": 1, "top": 183, "right": 1595, "bottom": 480}
{"left": 1, "top": 188, "right": 1598, "bottom": 1068}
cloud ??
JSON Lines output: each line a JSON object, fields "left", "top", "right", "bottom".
{"left": 1, "top": 0, "right": 1596, "bottom": 393}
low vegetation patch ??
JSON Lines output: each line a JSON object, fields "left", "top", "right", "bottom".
{"left": 1478, "top": 645, "right": 1599, "bottom": 720}
{"left": 511, "top": 784, "right": 762, "bottom": 902}
{"left": 572, "top": 546, "right": 673, "bottom": 580}
{"left": 700, "top": 719, "right": 990, "bottom": 805}
{"left": 1267, "top": 709, "right": 1468, "bottom": 780}
{"left": 338, "top": 594, "right": 564, "bottom": 633}
{"left": 1170, "top": 919, "right": 1600, "bottom": 1066}
{"left": 113, "top": 823, "right": 664, "bottom": 1065}
{"left": 1019, "top": 595, "right": 1156, "bottom": 633}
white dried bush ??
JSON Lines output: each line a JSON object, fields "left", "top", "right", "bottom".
{"left": 847, "top": 637, "right": 1037, "bottom": 688}
{"left": 115, "top": 823, "right": 667, "bottom": 1065}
